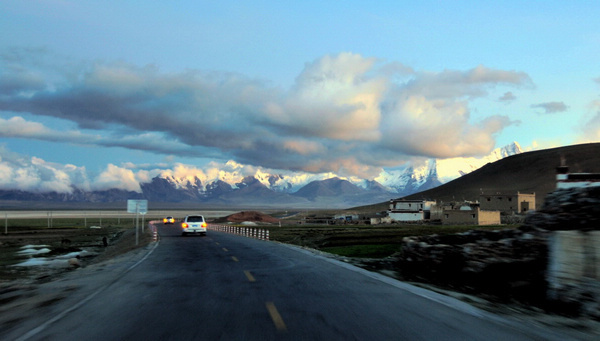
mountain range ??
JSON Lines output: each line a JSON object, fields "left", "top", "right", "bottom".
{"left": 0, "top": 142, "right": 524, "bottom": 209}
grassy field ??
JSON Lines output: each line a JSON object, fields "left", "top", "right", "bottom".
{"left": 262, "top": 223, "right": 519, "bottom": 258}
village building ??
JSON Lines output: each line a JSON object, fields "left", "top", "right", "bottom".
{"left": 370, "top": 216, "right": 394, "bottom": 225}
{"left": 479, "top": 192, "right": 535, "bottom": 215}
{"left": 440, "top": 206, "right": 501, "bottom": 225}
{"left": 333, "top": 213, "right": 359, "bottom": 222}
{"left": 556, "top": 165, "right": 600, "bottom": 189}
{"left": 387, "top": 199, "right": 435, "bottom": 222}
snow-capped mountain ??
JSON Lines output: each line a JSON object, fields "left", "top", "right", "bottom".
{"left": 375, "top": 142, "right": 522, "bottom": 193}
{"left": 437, "top": 142, "right": 523, "bottom": 180}
{"left": 138, "top": 142, "right": 523, "bottom": 202}
{"left": 148, "top": 142, "right": 522, "bottom": 197}
{"left": 0, "top": 142, "right": 523, "bottom": 208}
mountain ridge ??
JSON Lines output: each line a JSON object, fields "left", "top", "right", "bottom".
{"left": 0, "top": 142, "right": 526, "bottom": 208}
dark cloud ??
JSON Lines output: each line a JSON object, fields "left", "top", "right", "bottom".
{"left": 498, "top": 91, "right": 516, "bottom": 102}
{"left": 531, "top": 101, "right": 568, "bottom": 114}
{"left": 0, "top": 49, "right": 531, "bottom": 177}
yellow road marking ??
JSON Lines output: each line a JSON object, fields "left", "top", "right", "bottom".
{"left": 215, "top": 242, "right": 220, "bottom": 245}
{"left": 265, "top": 302, "right": 287, "bottom": 332}
{"left": 244, "top": 270, "right": 255, "bottom": 282}
{"left": 232, "top": 256, "right": 239, "bottom": 262}
{"left": 222, "top": 247, "right": 228, "bottom": 252}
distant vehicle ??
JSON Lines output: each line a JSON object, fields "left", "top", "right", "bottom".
{"left": 163, "top": 216, "right": 175, "bottom": 224}
{"left": 181, "top": 215, "right": 207, "bottom": 236}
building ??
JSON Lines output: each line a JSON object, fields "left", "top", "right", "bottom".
{"left": 388, "top": 199, "right": 435, "bottom": 222}
{"left": 479, "top": 192, "right": 535, "bottom": 215}
{"left": 333, "top": 214, "right": 359, "bottom": 222}
{"left": 441, "top": 206, "right": 501, "bottom": 225}
{"left": 556, "top": 165, "right": 600, "bottom": 189}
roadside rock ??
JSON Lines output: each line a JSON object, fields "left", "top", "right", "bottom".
{"left": 524, "top": 186, "right": 600, "bottom": 319}
{"left": 397, "top": 227, "right": 549, "bottom": 304}
{"left": 523, "top": 186, "right": 600, "bottom": 231}
{"left": 68, "top": 258, "right": 81, "bottom": 267}
{"left": 396, "top": 185, "right": 600, "bottom": 319}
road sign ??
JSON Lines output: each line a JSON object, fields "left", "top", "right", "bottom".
{"left": 127, "top": 199, "right": 148, "bottom": 214}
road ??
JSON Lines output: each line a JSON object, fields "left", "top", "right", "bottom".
{"left": 7, "top": 223, "right": 576, "bottom": 340}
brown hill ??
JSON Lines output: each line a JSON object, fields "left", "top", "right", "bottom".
{"left": 357, "top": 143, "right": 600, "bottom": 212}
{"left": 212, "top": 211, "right": 281, "bottom": 223}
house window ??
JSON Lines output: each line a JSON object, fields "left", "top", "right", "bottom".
{"left": 486, "top": 197, "right": 491, "bottom": 201}
{"left": 471, "top": 214, "right": 476, "bottom": 219}
{"left": 508, "top": 197, "right": 512, "bottom": 201}
{"left": 444, "top": 214, "right": 449, "bottom": 219}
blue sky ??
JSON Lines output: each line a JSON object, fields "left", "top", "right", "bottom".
{"left": 1, "top": 1, "right": 599, "bottom": 193}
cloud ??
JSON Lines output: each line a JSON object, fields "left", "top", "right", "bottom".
{"left": 531, "top": 101, "right": 568, "bottom": 114}
{"left": 579, "top": 100, "right": 600, "bottom": 142}
{"left": 0, "top": 116, "right": 89, "bottom": 142}
{"left": 0, "top": 146, "right": 90, "bottom": 193}
{"left": 498, "top": 91, "right": 516, "bottom": 102}
{"left": 0, "top": 48, "right": 532, "bottom": 177}
{"left": 401, "top": 65, "right": 532, "bottom": 100}
{"left": 91, "top": 164, "right": 147, "bottom": 192}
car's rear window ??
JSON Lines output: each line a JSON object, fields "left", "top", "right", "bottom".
{"left": 187, "top": 216, "right": 204, "bottom": 222}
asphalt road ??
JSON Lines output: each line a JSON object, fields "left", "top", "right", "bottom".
{"left": 7, "top": 223, "right": 577, "bottom": 340}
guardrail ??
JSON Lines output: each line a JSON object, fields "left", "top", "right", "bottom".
{"left": 208, "top": 224, "right": 270, "bottom": 241}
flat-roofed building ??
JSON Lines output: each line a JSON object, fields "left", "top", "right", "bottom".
{"left": 388, "top": 199, "right": 435, "bottom": 222}
{"left": 479, "top": 192, "right": 535, "bottom": 214}
{"left": 442, "top": 206, "right": 501, "bottom": 225}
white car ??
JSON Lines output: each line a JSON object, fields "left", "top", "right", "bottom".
{"left": 181, "top": 215, "right": 207, "bottom": 236}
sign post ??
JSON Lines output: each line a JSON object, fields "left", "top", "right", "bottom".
{"left": 127, "top": 200, "right": 148, "bottom": 245}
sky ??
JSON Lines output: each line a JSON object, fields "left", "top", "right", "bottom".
{"left": 1, "top": 1, "right": 600, "bottom": 193}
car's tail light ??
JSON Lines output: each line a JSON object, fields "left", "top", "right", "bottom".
{"left": 163, "top": 218, "right": 167, "bottom": 223}
{"left": 202, "top": 222, "right": 207, "bottom": 228}
{"left": 182, "top": 223, "right": 188, "bottom": 228}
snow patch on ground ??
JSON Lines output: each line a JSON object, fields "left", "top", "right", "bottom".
{"left": 17, "top": 247, "right": 51, "bottom": 255}
{"left": 12, "top": 250, "right": 96, "bottom": 267}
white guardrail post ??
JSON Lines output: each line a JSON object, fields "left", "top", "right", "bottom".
{"left": 207, "top": 224, "right": 269, "bottom": 241}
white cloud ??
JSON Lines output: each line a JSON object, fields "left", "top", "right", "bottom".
{"left": 92, "top": 164, "right": 143, "bottom": 192}
{"left": 0, "top": 146, "right": 90, "bottom": 192}
{"left": 0, "top": 49, "right": 532, "bottom": 178}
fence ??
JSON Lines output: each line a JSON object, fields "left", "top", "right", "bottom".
{"left": 208, "top": 224, "right": 270, "bottom": 241}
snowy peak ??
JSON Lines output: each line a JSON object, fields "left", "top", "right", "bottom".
{"left": 376, "top": 142, "right": 522, "bottom": 194}
{"left": 153, "top": 142, "right": 522, "bottom": 199}
{"left": 481, "top": 141, "right": 523, "bottom": 163}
